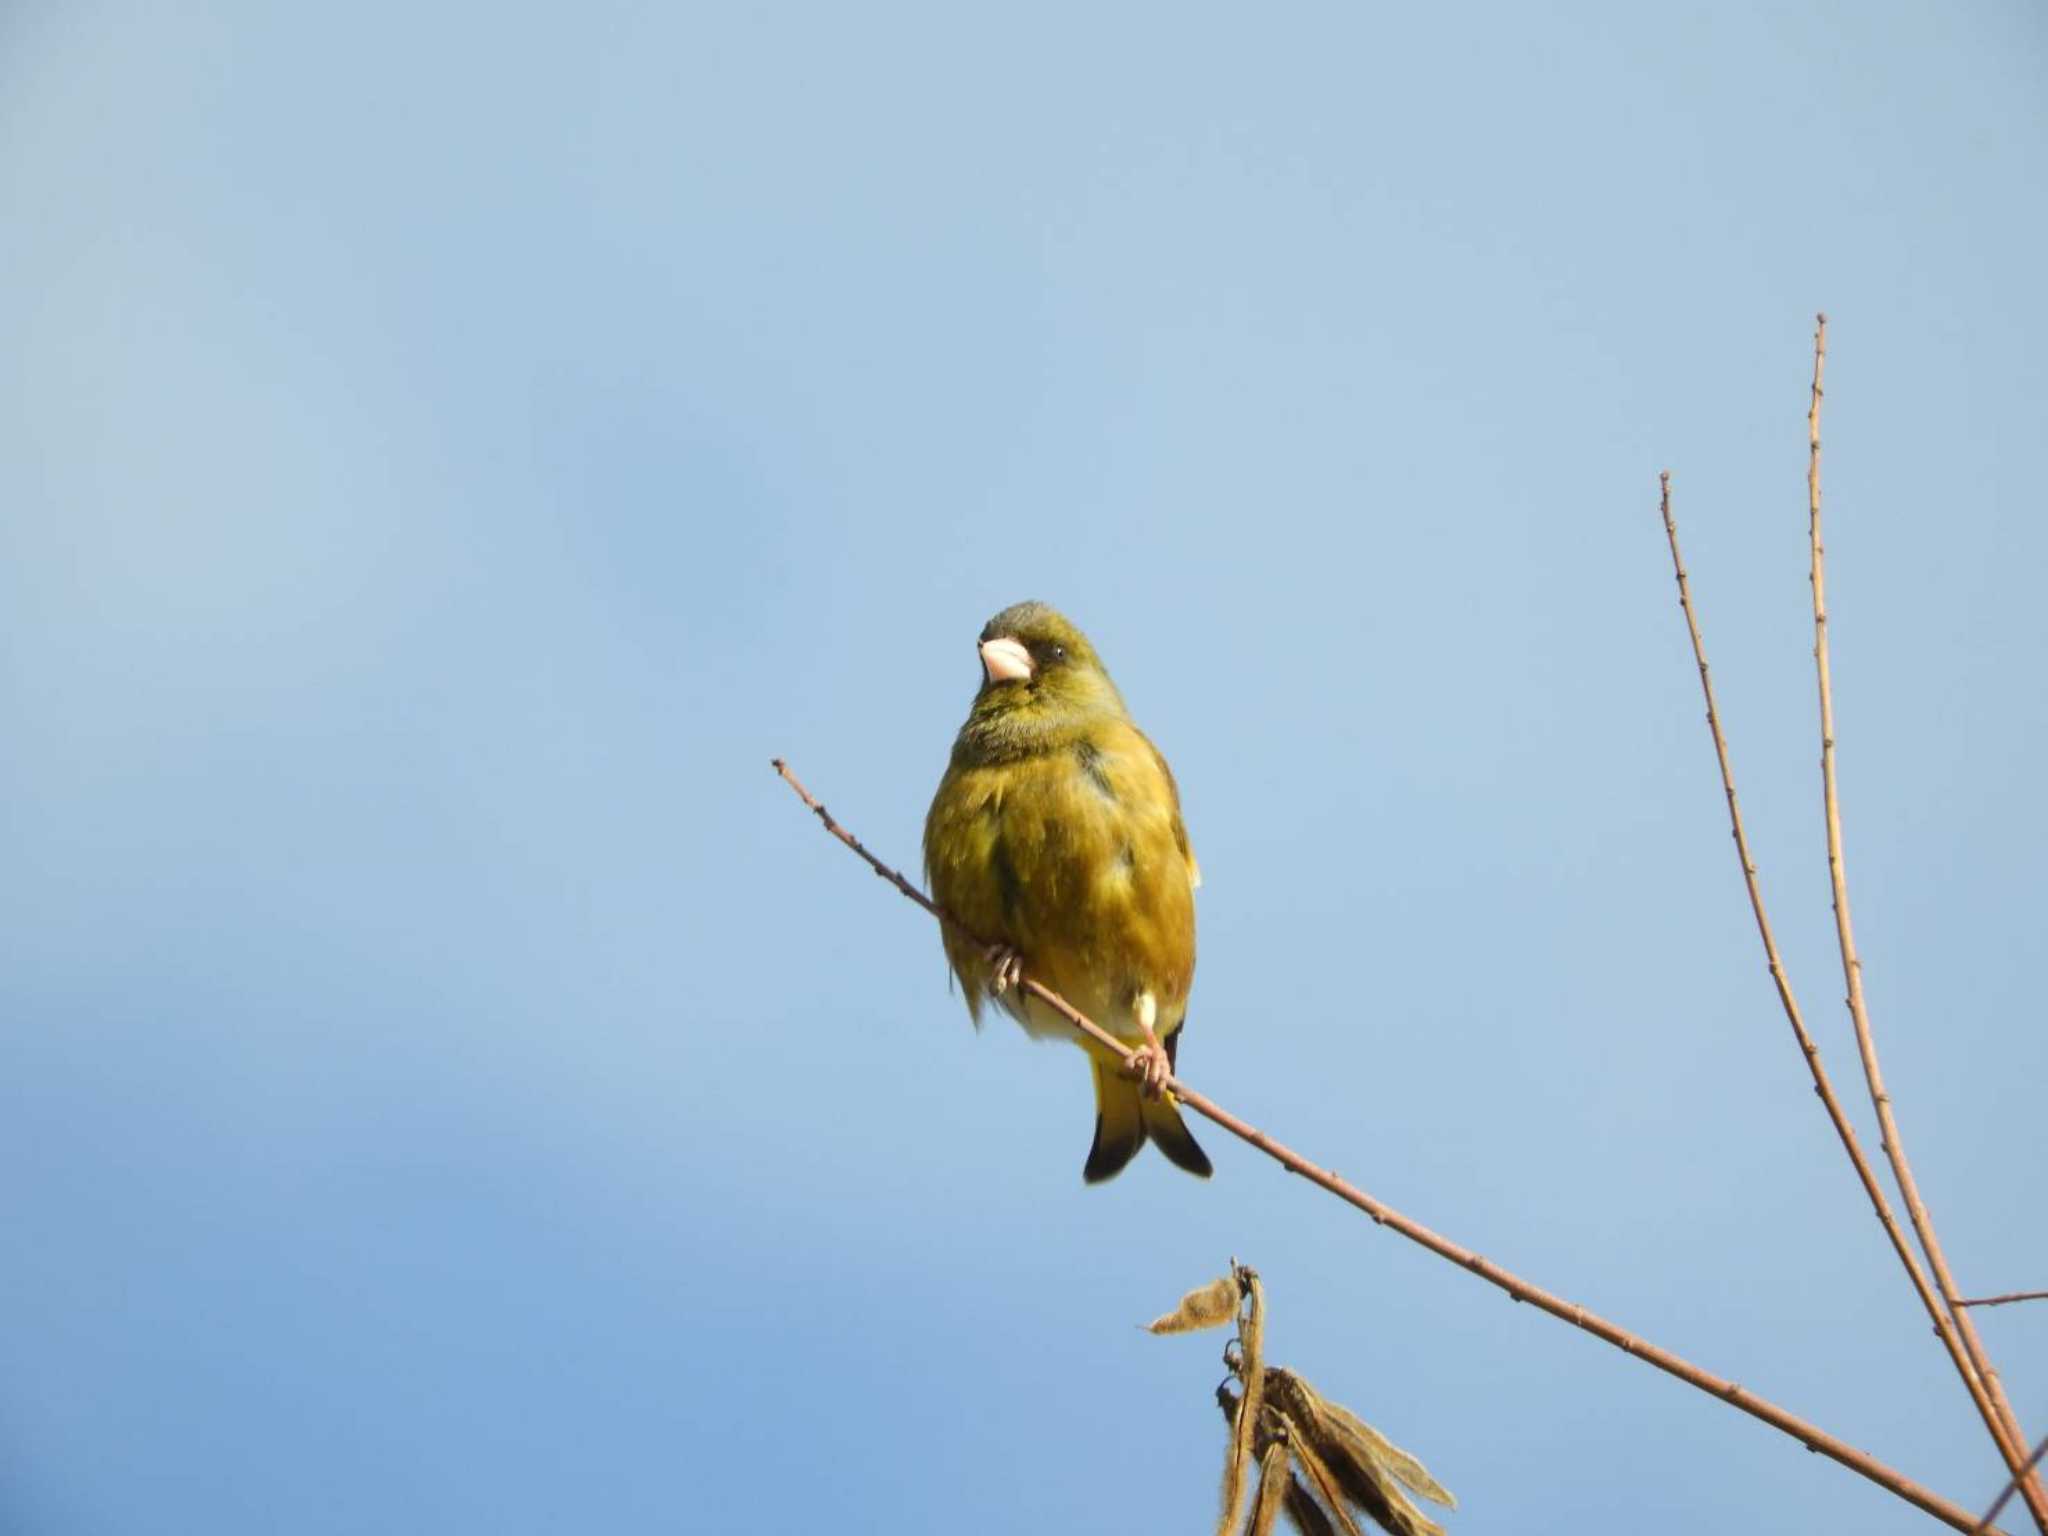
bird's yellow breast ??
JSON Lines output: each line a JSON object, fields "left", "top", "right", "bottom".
{"left": 924, "top": 719, "right": 1196, "bottom": 1047}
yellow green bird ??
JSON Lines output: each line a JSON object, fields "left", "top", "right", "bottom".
{"left": 924, "top": 601, "right": 1211, "bottom": 1183}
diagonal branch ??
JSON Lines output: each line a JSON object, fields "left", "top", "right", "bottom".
{"left": 771, "top": 756, "right": 2002, "bottom": 1534}
{"left": 1804, "top": 314, "right": 2046, "bottom": 1529}
{"left": 1658, "top": 470, "right": 2045, "bottom": 1529}
{"left": 1983, "top": 1438, "right": 2048, "bottom": 1536}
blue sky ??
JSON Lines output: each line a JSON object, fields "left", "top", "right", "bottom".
{"left": 3, "top": 3, "right": 2044, "bottom": 1532}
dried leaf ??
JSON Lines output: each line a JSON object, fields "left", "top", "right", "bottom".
{"left": 1279, "top": 1410, "right": 1370, "bottom": 1536}
{"left": 1266, "top": 1369, "right": 1448, "bottom": 1536}
{"left": 1320, "top": 1397, "right": 1455, "bottom": 1509}
{"left": 1282, "top": 1472, "right": 1343, "bottom": 1536}
{"left": 1219, "top": 1417, "right": 1250, "bottom": 1534}
{"left": 1146, "top": 1275, "right": 1241, "bottom": 1335}
{"left": 1226, "top": 1270, "right": 1266, "bottom": 1533}
{"left": 1248, "top": 1442, "right": 1292, "bottom": 1536}
{"left": 1203, "top": 1267, "right": 1451, "bottom": 1536}
{"left": 1217, "top": 1384, "right": 1250, "bottom": 1536}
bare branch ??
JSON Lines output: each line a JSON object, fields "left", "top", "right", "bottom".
{"left": 1658, "top": 470, "right": 2043, "bottom": 1524}
{"left": 771, "top": 757, "right": 2002, "bottom": 1534}
{"left": 1803, "top": 315, "right": 2047, "bottom": 1529}
{"left": 1958, "top": 1293, "right": 2048, "bottom": 1310}
{"left": 1983, "top": 1438, "right": 2048, "bottom": 1536}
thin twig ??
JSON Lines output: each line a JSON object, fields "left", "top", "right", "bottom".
{"left": 770, "top": 756, "right": 2002, "bottom": 1534}
{"left": 1983, "top": 1438, "right": 2048, "bottom": 1536}
{"left": 1804, "top": 314, "right": 2047, "bottom": 1529}
{"left": 1959, "top": 1293, "right": 2048, "bottom": 1310}
{"left": 1658, "top": 471, "right": 2041, "bottom": 1516}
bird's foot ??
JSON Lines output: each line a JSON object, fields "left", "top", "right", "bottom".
{"left": 1127, "top": 990, "right": 1172, "bottom": 1099}
{"left": 1129, "top": 1040, "right": 1172, "bottom": 1100}
{"left": 985, "top": 944, "right": 1025, "bottom": 994}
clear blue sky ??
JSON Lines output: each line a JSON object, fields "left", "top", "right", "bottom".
{"left": 3, "top": 4, "right": 2044, "bottom": 1532}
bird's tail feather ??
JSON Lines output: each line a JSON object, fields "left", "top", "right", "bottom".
{"left": 1143, "top": 1091, "right": 1214, "bottom": 1178}
{"left": 1083, "top": 1057, "right": 1213, "bottom": 1183}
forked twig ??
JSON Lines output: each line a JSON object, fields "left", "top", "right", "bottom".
{"left": 1658, "top": 470, "right": 2044, "bottom": 1524}
{"left": 1804, "top": 315, "right": 2046, "bottom": 1527}
{"left": 1982, "top": 1438, "right": 2048, "bottom": 1536}
{"left": 771, "top": 757, "right": 2000, "bottom": 1533}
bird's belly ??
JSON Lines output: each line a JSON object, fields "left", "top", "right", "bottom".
{"left": 998, "top": 979, "right": 1177, "bottom": 1051}
{"left": 931, "top": 747, "right": 1194, "bottom": 1052}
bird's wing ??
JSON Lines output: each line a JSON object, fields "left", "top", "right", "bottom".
{"left": 1141, "top": 733, "right": 1201, "bottom": 890}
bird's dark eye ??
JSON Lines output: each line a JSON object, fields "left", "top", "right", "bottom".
{"left": 1048, "top": 643, "right": 1067, "bottom": 663}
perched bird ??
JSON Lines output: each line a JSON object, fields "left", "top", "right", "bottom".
{"left": 924, "top": 601, "right": 1211, "bottom": 1183}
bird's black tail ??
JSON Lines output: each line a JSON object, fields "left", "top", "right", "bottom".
{"left": 1083, "top": 1057, "right": 1213, "bottom": 1182}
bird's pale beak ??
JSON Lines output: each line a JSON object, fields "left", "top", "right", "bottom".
{"left": 979, "top": 636, "right": 1034, "bottom": 683}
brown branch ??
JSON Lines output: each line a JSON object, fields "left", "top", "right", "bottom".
{"left": 770, "top": 756, "right": 2004, "bottom": 1534}
{"left": 1958, "top": 1293, "right": 2048, "bottom": 1310}
{"left": 1804, "top": 314, "right": 2048, "bottom": 1530}
{"left": 1983, "top": 1438, "right": 2048, "bottom": 1536}
{"left": 1658, "top": 470, "right": 2043, "bottom": 1523}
